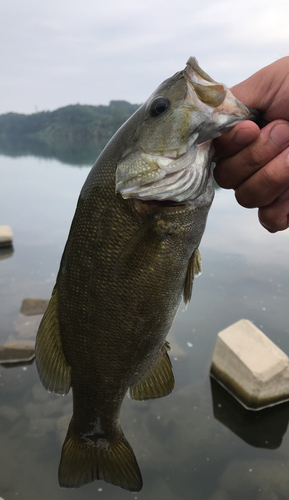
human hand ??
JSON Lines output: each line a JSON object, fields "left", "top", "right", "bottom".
{"left": 213, "top": 56, "right": 289, "bottom": 232}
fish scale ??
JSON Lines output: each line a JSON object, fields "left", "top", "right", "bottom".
{"left": 35, "top": 57, "right": 258, "bottom": 492}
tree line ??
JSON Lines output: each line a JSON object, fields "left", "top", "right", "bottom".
{"left": 0, "top": 101, "right": 140, "bottom": 165}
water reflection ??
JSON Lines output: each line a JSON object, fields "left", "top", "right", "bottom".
{"left": 0, "top": 135, "right": 103, "bottom": 166}
{"left": 0, "top": 357, "right": 35, "bottom": 369}
{"left": 1, "top": 153, "right": 289, "bottom": 498}
{"left": 0, "top": 246, "right": 13, "bottom": 260}
{"left": 210, "top": 376, "right": 289, "bottom": 449}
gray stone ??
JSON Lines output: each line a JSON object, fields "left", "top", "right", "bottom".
{"left": 14, "top": 313, "right": 42, "bottom": 339}
{"left": 20, "top": 298, "right": 49, "bottom": 316}
{"left": 0, "top": 341, "right": 35, "bottom": 364}
{"left": 211, "top": 319, "right": 289, "bottom": 409}
{"left": 0, "top": 225, "right": 13, "bottom": 247}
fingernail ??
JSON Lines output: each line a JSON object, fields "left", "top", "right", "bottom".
{"left": 269, "top": 123, "right": 289, "bottom": 147}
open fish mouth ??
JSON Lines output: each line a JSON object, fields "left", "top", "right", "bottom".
{"left": 116, "top": 57, "right": 257, "bottom": 204}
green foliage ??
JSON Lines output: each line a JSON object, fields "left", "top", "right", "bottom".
{"left": 0, "top": 101, "right": 140, "bottom": 165}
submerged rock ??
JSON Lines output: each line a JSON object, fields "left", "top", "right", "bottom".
{"left": 10, "top": 299, "right": 49, "bottom": 343}
{"left": 0, "top": 341, "right": 35, "bottom": 364}
{"left": 14, "top": 314, "right": 43, "bottom": 340}
{"left": 211, "top": 319, "right": 289, "bottom": 410}
{"left": 20, "top": 298, "right": 49, "bottom": 316}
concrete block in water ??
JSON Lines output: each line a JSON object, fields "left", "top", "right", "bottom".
{"left": 20, "top": 298, "right": 49, "bottom": 316}
{"left": 0, "top": 341, "right": 35, "bottom": 364}
{"left": 210, "top": 319, "right": 289, "bottom": 410}
{"left": 14, "top": 313, "right": 43, "bottom": 339}
{"left": 0, "top": 226, "right": 13, "bottom": 247}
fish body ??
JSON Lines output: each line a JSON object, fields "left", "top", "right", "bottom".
{"left": 35, "top": 57, "right": 257, "bottom": 492}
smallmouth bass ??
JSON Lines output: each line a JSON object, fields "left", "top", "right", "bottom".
{"left": 35, "top": 57, "right": 257, "bottom": 492}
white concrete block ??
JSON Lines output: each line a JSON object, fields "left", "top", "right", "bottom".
{"left": 0, "top": 341, "right": 35, "bottom": 364}
{"left": 14, "top": 313, "right": 43, "bottom": 339}
{"left": 0, "top": 226, "right": 13, "bottom": 247}
{"left": 210, "top": 319, "right": 289, "bottom": 409}
{"left": 20, "top": 298, "right": 49, "bottom": 316}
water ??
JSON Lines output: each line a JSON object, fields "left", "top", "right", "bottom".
{"left": 1, "top": 153, "right": 289, "bottom": 499}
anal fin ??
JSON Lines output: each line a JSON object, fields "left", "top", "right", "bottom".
{"left": 35, "top": 286, "right": 71, "bottom": 395}
{"left": 129, "top": 341, "right": 175, "bottom": 400}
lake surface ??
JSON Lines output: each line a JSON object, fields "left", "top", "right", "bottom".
{"left": 1, "top": 153, "right": 289, "bottom": 500}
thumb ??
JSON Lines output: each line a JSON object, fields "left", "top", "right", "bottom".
{"left": 229, "top": 56, "right": 289, "bottom": 122}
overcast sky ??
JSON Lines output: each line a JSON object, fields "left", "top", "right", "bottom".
{"left": 1, "top": 0, "right": 289, "bottom": 115}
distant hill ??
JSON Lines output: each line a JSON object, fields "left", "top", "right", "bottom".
{"left": 0, "top": 101, "right": 140, "bottom": 165}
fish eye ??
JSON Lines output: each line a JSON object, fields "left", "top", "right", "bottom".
{"left": 149, "top": 97, "right": 170, "bottom": 117}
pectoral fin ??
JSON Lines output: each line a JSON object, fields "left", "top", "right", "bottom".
{"left": 35, "top": 286, "right": 71, "bottom": 395}
{"left": 115, "top": 216, "right": 178, "bottom": 278}
{"left": 183, "top": 248, "right": 202, "bottom": 305}
{"left": 129, "top": 341, "right": 175, "bottom": 400}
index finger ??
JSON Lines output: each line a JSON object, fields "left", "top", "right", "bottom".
{"left": 214, "top": 120, "right": 289, "bottom": 190}
{"left": 213, "top": 121, "right": 260, "bottom": 160}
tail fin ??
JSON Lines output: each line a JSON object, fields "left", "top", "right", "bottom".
{"left": 58, "top": 418, "right": 142, "bottom": 492}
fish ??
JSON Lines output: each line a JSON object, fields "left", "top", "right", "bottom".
{"left": 35, "top": 57, "right": 257, "bottom": 492}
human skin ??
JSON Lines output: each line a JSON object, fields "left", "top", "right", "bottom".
{"left": 213, "top": 56, "right": 289, "bottom": 232}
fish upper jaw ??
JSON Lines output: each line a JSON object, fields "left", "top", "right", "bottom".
{"left": 211, "top": 89, "right": 258, "bottom": 134}
{"left": 184, "top": 58, "right": 258, "bottom": 141}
